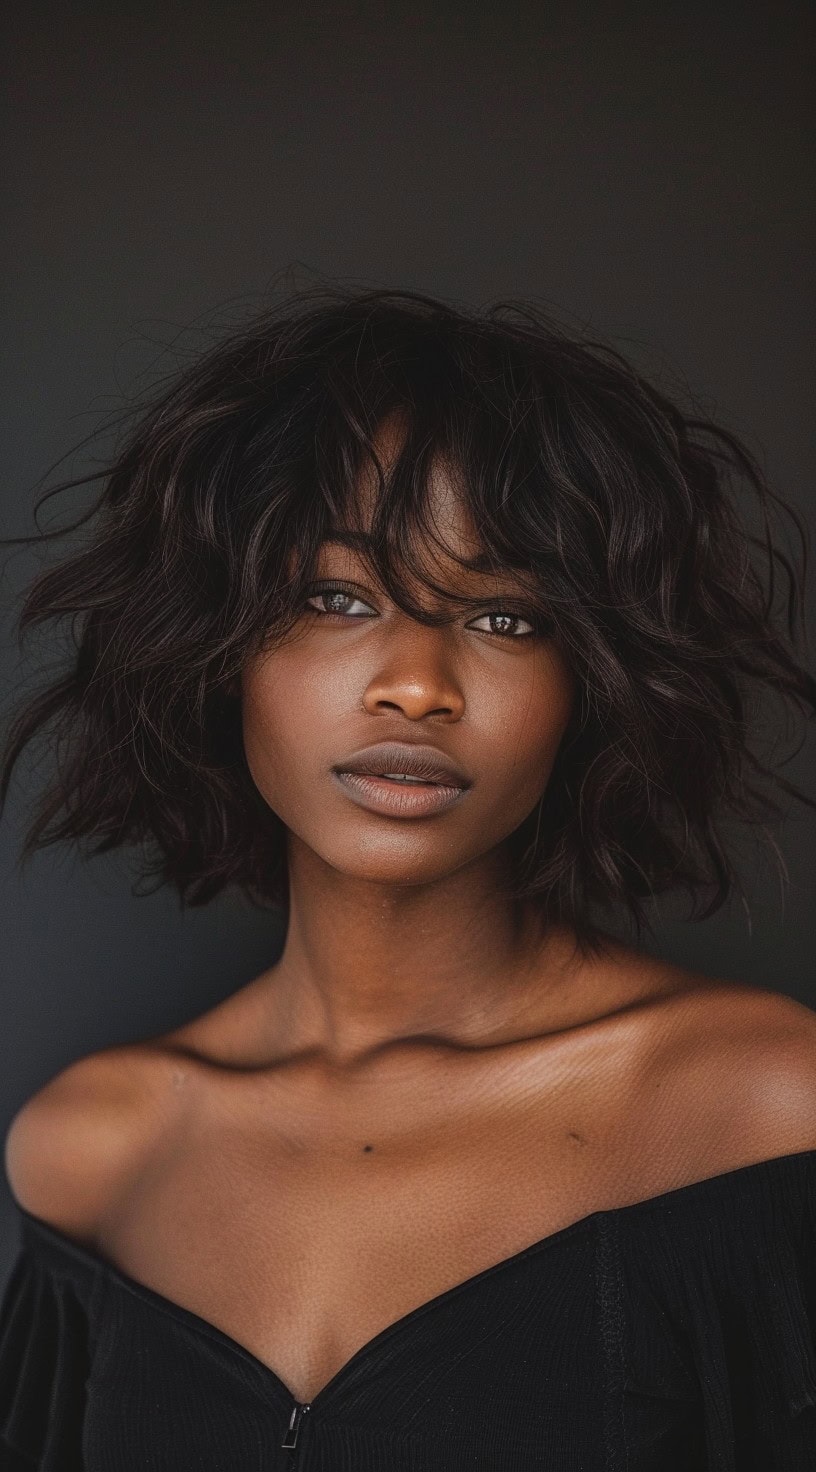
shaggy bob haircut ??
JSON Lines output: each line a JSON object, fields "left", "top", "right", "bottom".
{"left": 2, "top": 284, "right": 814, "bottom": 951}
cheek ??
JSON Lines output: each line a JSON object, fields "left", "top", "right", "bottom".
{"left": 240, "top": 662, "right": 308, "bottom": 808}
{"left": 472, "top": 649, "right": 575, "bottom": 806}
{"left": 240, "top": 648, "right": 351, "bottom": 811}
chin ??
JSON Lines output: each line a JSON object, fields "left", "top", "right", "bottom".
{"left": 316, "top": 838, "right": 472, "bottom": 889}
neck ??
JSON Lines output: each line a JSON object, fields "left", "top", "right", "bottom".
{"left": 262, "top": 833, "right": 585, "bottom": 1066}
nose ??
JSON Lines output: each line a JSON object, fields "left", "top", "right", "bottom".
{"left": 361, "top": 623, "right": 466, "bottom": 722}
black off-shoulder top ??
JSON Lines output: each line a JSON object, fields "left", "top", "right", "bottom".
{"left": 1, "top": 1148, "right": 816, "bottom": 1470}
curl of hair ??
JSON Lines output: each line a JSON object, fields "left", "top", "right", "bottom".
{"left": 2, "top": 284, "right": 814, "bottom": 952}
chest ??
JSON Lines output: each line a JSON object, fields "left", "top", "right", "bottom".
{"left": 100, "top": 1069, "right": 629, "bottom": 1403}
{"left": 82, "top": 1216, "right": 705, "bottom": 1472}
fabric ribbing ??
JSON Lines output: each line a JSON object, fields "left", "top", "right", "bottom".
{"left": 2, "top": 1148, "right": 816, "bottom": 1469}
{"left": 596, "top": 1211, "right": 628, "bottom": 1472}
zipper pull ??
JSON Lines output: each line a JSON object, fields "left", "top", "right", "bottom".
{"left": 281, "top": 1399, "right": 311, "bottom": 1449}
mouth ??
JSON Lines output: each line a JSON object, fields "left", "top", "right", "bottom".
{"left": 331, "top": 770, "right": 469, "bottom": 817}
{"left": 331, "top": 743, "right": 472, "bottom": 818}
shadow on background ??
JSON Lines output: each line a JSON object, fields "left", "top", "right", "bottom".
{"left": 1, "top": 0, "right": 813, "bottom": 1286}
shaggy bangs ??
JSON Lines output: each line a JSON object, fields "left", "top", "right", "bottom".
{"left": 1, "top": 285, "right": 814, "bottom": 947}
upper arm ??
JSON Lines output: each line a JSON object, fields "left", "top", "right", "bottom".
{"left": 4, "top": 1046, "right": 170, "bottom": 1240}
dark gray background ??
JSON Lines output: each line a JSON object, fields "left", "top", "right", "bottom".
{"left": 1, "top": 1, "right": 814, "bottom": 1287}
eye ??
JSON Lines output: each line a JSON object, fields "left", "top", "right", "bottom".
{"left": 305, "top": 584, "right": 542, "bottom": 637}
{"left": 466, "top": 611, "right": 536, "bottom": 638}
{"left": 305, "top": 584, "right": 378, "bottom": 618}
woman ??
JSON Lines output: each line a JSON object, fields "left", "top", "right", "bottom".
{"left": 1, "top": 285, "right": 815, "bottom": 1470}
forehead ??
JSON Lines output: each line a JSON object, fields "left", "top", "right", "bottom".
{"left": 331, "top": 408, "right": 492, "bottom": 578}
{"left": 315, "top": 534, "right": 515, "bottom": 590}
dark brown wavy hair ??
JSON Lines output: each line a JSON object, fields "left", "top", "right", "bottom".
{"left": 2, "top": 284, "right": 814, "bottom": 948}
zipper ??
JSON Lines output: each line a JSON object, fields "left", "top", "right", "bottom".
{"left": 281, "top": 1399, "right": 311, "bottom": 1450}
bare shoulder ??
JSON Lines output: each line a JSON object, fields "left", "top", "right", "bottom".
{"left": 637, "top": 974, "right": 816, "bottom": 1165}
{"left": 708, "top": 982, "right": 816, "bottom": 1148}
{"left": 4, "top": 1040, "right": 187, "bottom": 1243}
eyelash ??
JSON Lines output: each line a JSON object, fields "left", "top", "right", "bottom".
{"left": 304, "top": 582, "right": 540, "bottom": 639}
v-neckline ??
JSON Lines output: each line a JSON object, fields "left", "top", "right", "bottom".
{"left": 16, "top": 1146, "right": 816, "bottom": 1410}
{"left": 19, "top": 1202, "right": 597, "bottom": 1409}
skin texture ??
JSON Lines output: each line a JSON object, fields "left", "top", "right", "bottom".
{"left": 6, "top": 414, "right": 816, "bottom": 1405}
{"left": 239, "top": 412, "right": 579, "bottom": 1062}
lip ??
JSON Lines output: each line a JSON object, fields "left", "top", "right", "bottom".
{"left": 331, "top": 742, "right": 472, "bottom": 819}
{"left": 333, "top": 742, "right": 472, "bottom": 787}
{"left": 332, "top": 770, "right": 469, "bottom": 818}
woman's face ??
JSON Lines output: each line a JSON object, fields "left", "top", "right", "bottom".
{"left": 240, "top": 420, "right": 576, "bottom": 888}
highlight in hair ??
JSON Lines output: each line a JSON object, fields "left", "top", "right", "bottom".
{"left": 2, "top": 284, "right": 814, "bottom": 949}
